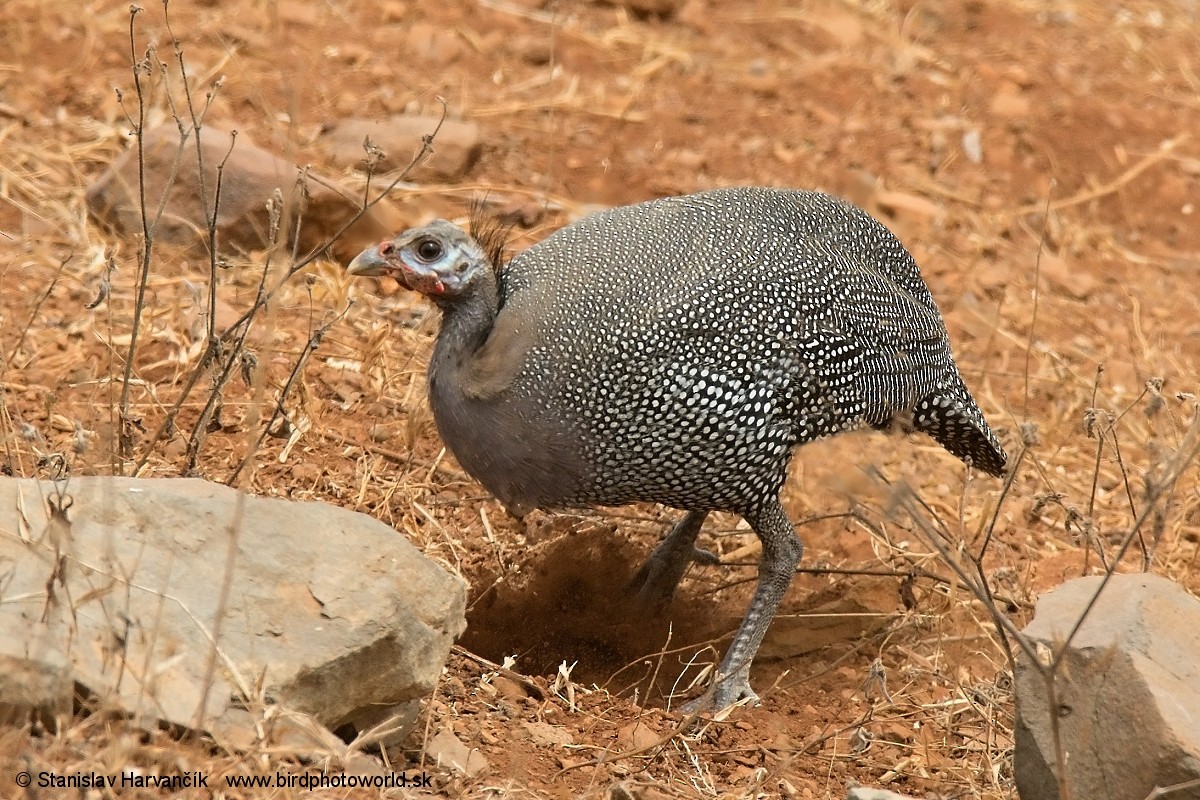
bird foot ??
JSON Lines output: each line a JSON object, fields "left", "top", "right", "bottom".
{"left": 677, "top": 674, "right": 760, "bottom": 715}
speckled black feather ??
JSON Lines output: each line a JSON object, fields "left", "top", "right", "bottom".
{"left": 481, "top": 187, "right": 1006, "bottom": 514}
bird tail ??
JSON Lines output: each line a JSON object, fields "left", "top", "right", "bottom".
{"left": 912, "top": 376, "right": 1007, "bottom": 477}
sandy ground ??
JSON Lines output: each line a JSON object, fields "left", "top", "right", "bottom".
{"left": 1, "top": 0, "right": 1198, "bottom": 797}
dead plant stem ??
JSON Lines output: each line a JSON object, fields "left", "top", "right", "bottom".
{"left": 117, "top": 7, "right": 154, "bottom": 462}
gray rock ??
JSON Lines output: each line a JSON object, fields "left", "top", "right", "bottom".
{"left": 85, "top": 124, "right": 404, "bottom": 262}
{"left": 1014, "top": 573, "right": 1200, "bottom": 800}
{"left": 317, "top": 115, "right": 481, "bottom": 183}
{"left": 0, "top": 477, "right": 465, "bottom": 743}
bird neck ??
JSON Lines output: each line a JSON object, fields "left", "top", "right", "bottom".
{"left": 429, "top": 270, "right": 501, "bottom": 380}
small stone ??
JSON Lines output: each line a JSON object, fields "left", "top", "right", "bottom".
{"left": 426, "top": 729, "right": 489, "bottom": 777}
{"left": 522, "top": 720, "right": 574, "bottom": 747}
{"left": 317, "top": 115, "right": 482, "bottom": 183}
{"left": 846, "top": 788, "right": 921, "bottom": 800}
{"left": 85, "top": 124, "right": 403, "bottom": 262}
{"left": 368, "top": 423, "right": 393, "bottom": 443}
{"left": 616, "top": 721, "right": 659, "bottom": 751}
{"left": 492, "top": 675, "right": 530, "bottom": 701}
{"left": 290, "top": 462, "right": 322, "bottom": 484}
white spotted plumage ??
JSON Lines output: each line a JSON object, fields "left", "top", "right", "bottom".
{"left": 493, "top": 187, "right": 1005, "bottom": 514}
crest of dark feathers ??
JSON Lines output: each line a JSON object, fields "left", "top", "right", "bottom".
{"left": 468, "top": 197, "right": 514, "bottom": 279}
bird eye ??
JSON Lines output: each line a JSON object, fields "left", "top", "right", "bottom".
{"left": 416, "top": 239, "right": 443, "bottom": 261}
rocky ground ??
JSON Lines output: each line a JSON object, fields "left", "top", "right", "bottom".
{"left": 1, "top": 0, "right": 1198, "bottom": 797}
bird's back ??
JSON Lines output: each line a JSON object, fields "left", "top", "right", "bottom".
{"left": 482, "top": 187, "right": 1004, "bottom": 511}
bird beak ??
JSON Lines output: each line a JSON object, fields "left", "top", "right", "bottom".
{"left": 347, "top": 244, "right": 388, "bottom": 277}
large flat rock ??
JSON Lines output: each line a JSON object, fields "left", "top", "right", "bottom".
{"left": 0, "top": 477, "right": 466, "bottom": 741}
{"left": 1014, "top": 573, "right": 1200, "bottom": 800}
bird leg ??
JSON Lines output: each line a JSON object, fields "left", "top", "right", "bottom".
{"left": 627, "top": 510, "right": 717, "bottom": 609}
{"left": 680, "top": 500, "right": 802, "bottom": 712}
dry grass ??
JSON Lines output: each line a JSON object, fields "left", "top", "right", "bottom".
{"left": 2, "top": 0, "right": 1199, "bottom": 797}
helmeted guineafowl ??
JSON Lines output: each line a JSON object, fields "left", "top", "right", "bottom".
{"left": 348, "top": 187, "right": 1007, "bottom": 710}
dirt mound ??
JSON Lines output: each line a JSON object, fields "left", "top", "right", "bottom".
{"left": 463, "top": 526, "right": 730, "bottom": 704}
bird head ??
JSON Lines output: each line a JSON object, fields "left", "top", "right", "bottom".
{"left": 348, "top": 220, "right": 490, "bottom": 300}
